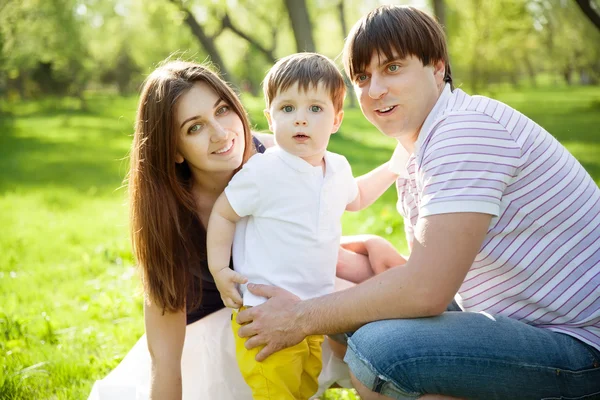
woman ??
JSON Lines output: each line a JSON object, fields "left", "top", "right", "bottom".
{"left": 88, "top": 60, "right": 353, "bottom": 400}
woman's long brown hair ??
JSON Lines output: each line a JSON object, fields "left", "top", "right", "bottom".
{"left": 128, "top": 61, "right": 253, "bottom": 313}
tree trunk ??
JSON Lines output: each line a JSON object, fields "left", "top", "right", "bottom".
{"left": 432, "top": 0, "right": 447, "bottom": 35}
{"left": 574, "top": 0, "right": 600, "bottom": 31}
{"left": 337, "top": 0, "right": 356, "bottom": 109}
{"left": 284, "top": 0, "right": 316, "bottom": 52}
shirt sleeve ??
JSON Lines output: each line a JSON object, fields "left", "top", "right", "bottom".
{"left": 224, "top": 158, "right": 261, "bottom": 218}
{"left": 418, "top": 114, "right": 522, "bottom": 218}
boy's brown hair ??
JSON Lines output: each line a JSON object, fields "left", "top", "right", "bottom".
{"left": 343, "top": 5, "right": 453, "bottom": 89}
{"left": 263, "top": 52, "right": 346, "bottom": 112}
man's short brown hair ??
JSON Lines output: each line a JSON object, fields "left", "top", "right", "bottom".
{"left": 343, "top": 5, "right": 452, "bottom": 88}
{"left": 263, "top": 53, "right": 346, "bottom": 112}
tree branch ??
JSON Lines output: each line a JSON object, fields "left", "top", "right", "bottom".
{"left": 574, "top": 0, "right": 600, "bottom": 31}
{"left": 222, "top": 12, "right": 276, "bottom": 63}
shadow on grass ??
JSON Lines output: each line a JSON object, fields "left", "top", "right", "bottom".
{"left": 0, "top": 108, "right": 132, "bottom": 196}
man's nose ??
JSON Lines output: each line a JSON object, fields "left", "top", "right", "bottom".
{"left": 368, "top": 74, "right": 388, "bottom": 99}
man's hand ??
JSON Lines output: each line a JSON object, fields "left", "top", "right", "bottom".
{"left": 214, "top": 268, "right": 247, "bottom": 308}
{"left": 236, "top": 284, "right": 305, "bottom": 361}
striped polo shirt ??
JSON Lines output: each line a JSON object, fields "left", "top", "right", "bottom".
{"left": 391, "top": 84, "right": 600, "bottom": 351}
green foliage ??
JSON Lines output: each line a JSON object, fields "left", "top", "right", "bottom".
{"left": 0, "top": 85, "right": 598, "bottom": 399}
{"left": 2, "top": 0, "right": 598, "bottom": 100}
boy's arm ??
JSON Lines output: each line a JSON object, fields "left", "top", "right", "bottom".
{"left": 207, "top": 193, "right": 246, "bottom": 308}
{"left": 346, "top": 161, "right": 398, "bottom": 211}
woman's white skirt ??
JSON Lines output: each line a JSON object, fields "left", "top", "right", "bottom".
{"left": 88, "top": 297, "right": 352, "bottom": 399}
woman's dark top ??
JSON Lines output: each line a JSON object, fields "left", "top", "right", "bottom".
{"left": 186, "top": 136, "right": 266, "bottom": 325}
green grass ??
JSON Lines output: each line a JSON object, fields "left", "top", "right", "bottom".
{"left": 1, "top": 85, "right": 599, "bottom": 399}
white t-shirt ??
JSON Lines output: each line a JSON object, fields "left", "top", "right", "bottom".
{"left": 226, "top": 147, "right": 359, "bottom": 306}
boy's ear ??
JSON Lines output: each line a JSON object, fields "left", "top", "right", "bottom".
{"left": 264, "top": 109, "right": 274, "bottom": 132}
{"left": 331, "top": 110, "right": 344, "bottom": 134}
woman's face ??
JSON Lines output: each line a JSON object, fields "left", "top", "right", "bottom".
{"left": 175, "top": 81, "right": 246, "bottom": 175}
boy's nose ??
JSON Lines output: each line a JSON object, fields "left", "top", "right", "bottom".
{"left": 294, "top": 119, "right": 307, "bottom": 126}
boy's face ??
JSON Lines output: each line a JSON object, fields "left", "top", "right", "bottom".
{"left": 352, "top": 53, "right": 445, "bottom": 148}
{"left": 265, "top": 82, "right": 344, "bottom": 166}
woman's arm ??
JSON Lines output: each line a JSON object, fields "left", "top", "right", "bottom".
{"left": 252, "top": 132, "right": 275, "bottom": 148}
{"left": 144, "top": 300, "right": 186, "bottom": 400}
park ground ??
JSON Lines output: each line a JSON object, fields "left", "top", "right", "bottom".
{"left": 1, "top": 85, "right": 599, "bottom": 399}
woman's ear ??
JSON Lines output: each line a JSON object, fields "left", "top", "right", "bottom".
{"left": 175, "top": 152, "right": 184, "bottom": 164}
{"left": 331, "top": 110, "right": 344, "bottom": 134}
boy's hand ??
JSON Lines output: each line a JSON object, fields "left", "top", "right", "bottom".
{"left": 365, "top": 236, "right": 407, "bottom": 275}
{"left": 214, "top": 268, "right": 248, "bottom": 308}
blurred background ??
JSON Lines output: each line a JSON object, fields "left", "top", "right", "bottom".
{"left": 0, "top": 0, "right": 599, "bottom": 399}
{"left": 1, "top": 0, "right": 599, "bottom": 100}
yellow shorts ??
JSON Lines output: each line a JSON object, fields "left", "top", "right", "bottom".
{"left": 232, "top": 307, "right": 324, "bottom": 400}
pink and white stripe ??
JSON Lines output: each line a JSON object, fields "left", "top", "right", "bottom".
{"left": 396, "top": 86, "right": 600, "bottom": 351}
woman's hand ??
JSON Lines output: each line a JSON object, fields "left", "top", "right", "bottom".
{"left": 214, "top": 268, "right": 247, "bottom": 308}
{"left": 235, "top": 284, "right": 305, "bottom": 361}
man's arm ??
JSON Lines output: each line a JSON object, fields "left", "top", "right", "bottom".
{"left": 346, "top": 161, "right": 398, "bottom": 211}
{"left": 236, "top": 212, "right": 491, "bottom": 361}
{"left": 206, "top": 193, "right": 245, "bottom": 308}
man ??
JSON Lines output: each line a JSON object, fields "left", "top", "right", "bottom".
{"left": 236, "top": 5, "right": 600, "bottom": 399}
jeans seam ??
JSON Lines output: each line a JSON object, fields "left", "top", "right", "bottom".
{"left": 346, "top": 340, "right": 419, "bottom": 397}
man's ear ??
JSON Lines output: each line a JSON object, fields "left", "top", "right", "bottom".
{"left": 433, "top": 59, "right": 446, "bottom": 85}
{"left": 264, "top": 109, "right": 274, "bottom": 132}
{"left": 331, "top": 110, "right": 344, "bottom": 134}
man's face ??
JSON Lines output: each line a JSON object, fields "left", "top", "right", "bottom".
{"left": 352, "top": 52, "right": 445, "bottom": 147}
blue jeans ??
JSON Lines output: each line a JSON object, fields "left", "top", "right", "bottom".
{"left": 344, "top": 308, "right": 600, "bottom": 399}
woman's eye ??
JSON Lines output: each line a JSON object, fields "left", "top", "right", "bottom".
{"left": 310, "top": 105, "right": 322, "bottom": 112}
{"left": 282, "top": 105, "right": 294, "bottom": 112}
{"left": 388, "top": 64, "right": 399, "bottom": 72}
{"left": 189, "top": 123, "right": 203, "bottom": 133}
{"left": 357, "top": 74, "right": 368, "bottom": 82}
{"left": 216, "top": 105, "right": 229, "bottom": 115}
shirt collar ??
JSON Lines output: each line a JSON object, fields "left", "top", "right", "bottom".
{"left": 388, "top": 83, "right": 452, "bottom": 176}
{"left": 266, "top": 146, "right": 330, "bottom": 174}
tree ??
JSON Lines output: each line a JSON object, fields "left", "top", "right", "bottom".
{"left": 167, "top": 0, "right": 235, "bottom": 84}
{"left": 284, "top": 0, "right": 316, "bottom": 52}
{"left": 574, "top": 0, "right": 600, "bottom": 31}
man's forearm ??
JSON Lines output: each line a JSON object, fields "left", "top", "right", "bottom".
{"left": 298, "top": 261, "right": 441, "bottom": 336}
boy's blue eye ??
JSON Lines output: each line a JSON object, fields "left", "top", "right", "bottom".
{"left": 282, "top": 105, "right": 294, "bottom": 112}
{"left": 357, "top": 74, "right": 368, "bottom": 82}
{"left": 310, "top": 105, "right": 322, "bottom": 112}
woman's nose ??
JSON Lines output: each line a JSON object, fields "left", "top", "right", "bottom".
{"left": 210, "top": 123, "right": 228, "bottom": 142}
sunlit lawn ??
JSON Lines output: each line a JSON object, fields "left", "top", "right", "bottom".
{"left": 1, "top": 85, "right": 599, "bottom": 399}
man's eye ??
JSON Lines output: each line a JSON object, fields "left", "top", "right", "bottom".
{"left": 189, "top": 123, "right": 203, "bottom": 133}
{"left": 310, "top": 105, "right": 322, "bottom": 112}
{"left": 388, "top": 65, "right": 399, "bottom": 72}
{"left": 282, "top": 105, "right": 294, "bottom": 112}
